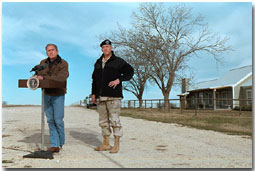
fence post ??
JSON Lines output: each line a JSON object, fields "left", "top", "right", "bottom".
{"left": 151, "top": 100, "right": 153, "bottom": 108}
{"left": 134, "top": 100, "right": 136, "bottom": 109}
{"left": 168, "top": 99, "right": 170, "bottom": 112}
{"left": 213, "top": 89, "right": 216, "bottom": 110}
{"left": 145, "top": 100, "right": 147, "bottom": 109}
{"left": 195, "top": 98, "right": 198, "bottom": 116}
{"left": 239, "top": 99, "right": 241, "bottom": 116}
{"left": 180, "top": 98, "right": 182, "bottom": 114}
{"left": 159, "top": 99, "right": 161, "bottom": 111}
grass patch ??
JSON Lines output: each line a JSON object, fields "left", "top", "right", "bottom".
{"left": 24, "top": 165, "right": 32, "bottom": 168}
{"left": 2, "top": 135, "right": 11, "bottom": 138}
{"left": 121, "top": 108, "right": 252, "bottom": 137}
{"left": 2, "top": 160, "right": 14, "bottom": 164}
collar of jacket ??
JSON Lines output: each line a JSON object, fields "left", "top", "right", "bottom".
{"left": 99, "top": 51, "right": 116, "bottom": 63}
{"left": 45, "top": 55, "right": 62, "bottom": 64}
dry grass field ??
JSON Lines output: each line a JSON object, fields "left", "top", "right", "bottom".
{"left": 2, "top": 105, "right": 40, "bottom": 107}
{"left": 120, "top": 108, "right": 252, "bottom": 137}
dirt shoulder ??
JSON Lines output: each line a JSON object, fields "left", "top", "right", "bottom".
{"left": 2, "top": 107, "right": 252, "bottom": 168}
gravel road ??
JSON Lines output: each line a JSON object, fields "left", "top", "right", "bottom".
{"left": 2, "top": 106, "right": 252, "bottom": 168}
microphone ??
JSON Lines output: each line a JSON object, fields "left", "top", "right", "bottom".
{"left": 30, "top": 63, "right": 47, "bottom": 72}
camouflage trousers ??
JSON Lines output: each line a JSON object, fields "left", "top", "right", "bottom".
{"left": 97, "top": 97, "right": 123, "bottom": 137}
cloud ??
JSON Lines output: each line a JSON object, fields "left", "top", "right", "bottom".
{"left": 3, "top": 50, "right": 45, "bottom": 65}
{"left": 2, "top": 2, "right": 252, "bottom": 105}
{"left": 2, "top": 2, "right": 139, "bottom": 63}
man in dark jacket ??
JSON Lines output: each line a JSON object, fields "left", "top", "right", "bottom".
{"left": 37, "top": 44, "right": 69, "bottom": 153}
{"left": 92, "top": 39, "right": 134, "bottom": 153}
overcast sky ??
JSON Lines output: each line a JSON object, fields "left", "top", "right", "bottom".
{"left": 2, "top": 2, "right": 252, "bottom": 105}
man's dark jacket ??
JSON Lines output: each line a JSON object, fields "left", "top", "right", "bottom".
{"left": 92, "top": 52, "right": 134, "bottom": 98}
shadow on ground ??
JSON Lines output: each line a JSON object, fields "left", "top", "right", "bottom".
{"left": 18, "top": 128, "right": 102, "bottom": 148}
{"left": 70, "top": 130, "right": 101, "bottom": 147}
{"left": 18, "top": 131, "right": 50, "bottom": 148}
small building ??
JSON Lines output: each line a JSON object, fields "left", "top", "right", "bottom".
{"left": 178, "top": 65, "right": 252, "bottom": 110}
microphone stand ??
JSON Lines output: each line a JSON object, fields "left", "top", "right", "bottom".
{"left": 41, "top": 88, "right": 45, "bottom": 151}
{"left": 23, "top": 71, "right": 53, "bottom": 159}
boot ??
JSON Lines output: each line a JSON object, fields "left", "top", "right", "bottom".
{"left": 94, "top": 136, "right": 111, "bottom": 151}
{"left": 110, "top": 136, "right": 120, "bottom": 153}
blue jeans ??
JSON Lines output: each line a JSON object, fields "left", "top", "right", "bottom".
{"left": 44, "top": 94, "right": 65, "bottom": 147}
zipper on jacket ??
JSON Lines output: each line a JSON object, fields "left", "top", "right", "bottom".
{"left": 99, "top": 67, "right": 104, "bottom": 96}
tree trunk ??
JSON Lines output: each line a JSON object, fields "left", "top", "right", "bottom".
{"left": 139, "top": 98, "right": 143, "bottom": 108}
{"left": 136, "top": 94, "right": 143, "bottom": 108}
{"left": 163, "top": 93, "right": 170, "bottom": 111}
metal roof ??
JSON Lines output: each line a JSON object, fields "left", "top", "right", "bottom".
{"left": 189, "top": 65, "right": 252, "bottom": 91}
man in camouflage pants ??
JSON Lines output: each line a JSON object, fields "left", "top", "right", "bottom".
{"left": 91, "top": 39, "right": 134, "bottom": 153}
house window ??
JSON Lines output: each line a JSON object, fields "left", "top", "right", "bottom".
{"left": 204, "top": 92, "right": 213, "bottom": 106}
{"left": 191, "top": 96, "right": 195, "bottom": 107}
{"left": 216, "top": 92, "right": 220, "bottom": 106}
{"left": 208, "top": 93, "right": 213, "bottom": 106}
{"left": 222, "top": 92, "right": 227, "bottom": 105}
{"left": 246, "top": 89, "right": 252, "bottom": 105}
{"left": 205, "top": 93, "right": 208, "bottom": 105}
{"left": 199, "top": 92, "right": 203, "bottom": 105}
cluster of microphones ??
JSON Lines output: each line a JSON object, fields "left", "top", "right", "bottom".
{"left": 30, "top": 63, "right": 47, "bottom": 74}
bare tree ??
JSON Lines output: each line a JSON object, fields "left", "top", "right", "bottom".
{"left": 106, "top": 3, "right": 231, "bottom": 110}
{"left": 100, "top": 24, "right": 152, "bottom": 108}
{"left": 99, "top": 31, "right": 151, "bottom": 108}
{"left": 116, "top": 48, "right": 150, "bottom": 108}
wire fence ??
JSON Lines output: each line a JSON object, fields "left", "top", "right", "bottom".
{"left": 121, "top": 98, "right": 252, "bottom": 115}
{"left": 79, "top": 97, "right": 252, "bottom": 116}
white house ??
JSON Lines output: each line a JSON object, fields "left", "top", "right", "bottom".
{"left": 179, "top": 65, "right": 252, "bottom": 110}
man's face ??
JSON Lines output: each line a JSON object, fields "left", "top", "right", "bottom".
{"left": 46, "top": 45, "right": 58, "bottom": 60}
{"left": 101, "top": 45, "right": 112, "bottom": 56}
